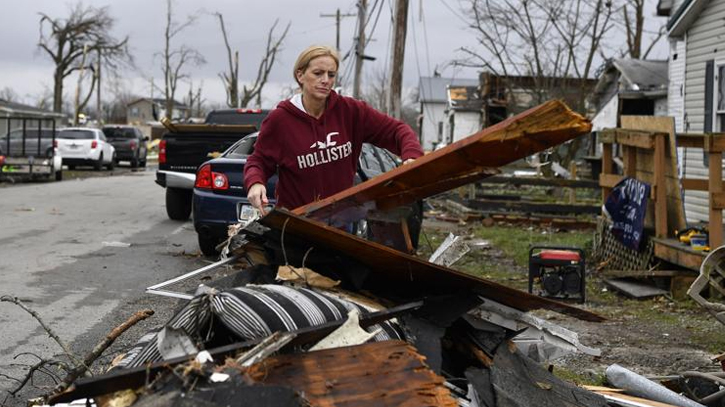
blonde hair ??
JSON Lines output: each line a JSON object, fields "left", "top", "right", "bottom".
{"left": 293, "top": 45, "right": 340, "bottom": 87}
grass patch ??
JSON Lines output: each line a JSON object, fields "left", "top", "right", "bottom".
{"left": 551, "top": 366, "right": 606, "bottom": 386}
{"left": 471, "top": 226, "right": 594, "bottom": 267}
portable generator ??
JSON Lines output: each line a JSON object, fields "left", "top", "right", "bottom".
{"left": 528, "top": 246, "right": 586, "bottom": 303}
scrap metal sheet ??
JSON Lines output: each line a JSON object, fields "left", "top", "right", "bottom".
{"left": 293, "top": 99, "right": 592, "bottom": 223}
{"left": 259, "top": 209, "right": 605, "bottom": 322}
{"left": 245, "top": 340, "right": 457, "bottom": 407}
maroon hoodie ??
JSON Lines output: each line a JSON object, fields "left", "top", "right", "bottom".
{"left": 244, "top": 90, "right": 424, "bottom": 210}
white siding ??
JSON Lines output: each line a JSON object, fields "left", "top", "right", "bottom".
{"left": 420, "top": 102, "right": 447, "bottom": 151}
{"left": 682, "top": 0, "right": 725, "bottom": 223}
{"left": 668, "top": 39, "right": 686, "bottom": 132}
{"left": 591, "top": 94, "right": 619, "bottom": 132}
{"left": 452, "top": 112, "right": 481, "bottom": 143}
{"left": 654, "top": 97, "right": 669, "bottom": 116}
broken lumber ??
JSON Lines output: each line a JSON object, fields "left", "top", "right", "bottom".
{"left": 293, "top": 99, "right": 592, "bottom": 225}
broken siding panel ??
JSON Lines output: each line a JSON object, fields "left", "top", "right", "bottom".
{"left": 246, "top": 340, "right": 457, "bottom": 407}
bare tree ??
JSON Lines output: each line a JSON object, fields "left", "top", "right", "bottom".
{"left": 621, "top": 0, "right": 666, "bottom": 59}
{"left": 240, "top": 19, "right": 291, "bottom": 108}
{"left": 38, "top": 3, "right": 130, "bottom": 114}
{"left": 216, "top": 13, "right": 239, "bottom": 108}
{"left": 0, "top": 87, "right": 19, "bottom": 102}
{"left": 160, "top": 0, "right": 205, "bottom": 120}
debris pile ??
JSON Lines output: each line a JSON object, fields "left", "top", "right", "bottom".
{"left": 44, "top": 101, "right": 724, "bottom": 407}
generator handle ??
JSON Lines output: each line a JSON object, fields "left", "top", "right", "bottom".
{"left": 528, "top": 245, "right": 586, "bottom": 263}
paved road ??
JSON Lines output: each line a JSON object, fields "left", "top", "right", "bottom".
{"left": 0, "top": 167, "right": 211, "bottom": 401}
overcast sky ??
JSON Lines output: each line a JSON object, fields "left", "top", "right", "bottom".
{"left": 0, "top": 0, "right": 668, "bottom": 110}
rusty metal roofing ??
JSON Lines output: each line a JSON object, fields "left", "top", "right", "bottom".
{"left": 244, "top": 340, "right": 458, "bottom": 407}
{"left": 293, "top": 100, "right": 592, "bottom": 225}
{"left": 259, "top": 208, "right": 605, "bottom": 322}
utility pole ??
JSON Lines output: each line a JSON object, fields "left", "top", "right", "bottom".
{"left": 388, "top": 0, "right": 409, "bottom": 119}
{"left": 96, "top": 49, "right": 102, "bottom": 125}
{"left": 320, "top": 8, "right": 355, "bottom": 52}
{"left": 321, "top": 8, "right": 355, "bottom": 87}
{"left": 353, "top": 0, "right": 367, "bottom": 99}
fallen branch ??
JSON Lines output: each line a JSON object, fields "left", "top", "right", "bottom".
{"left": 52, "top": 309, "right": 154, "bottom": 395}
{"left": 0, "top": 296, "right": 85, "bottom": 371}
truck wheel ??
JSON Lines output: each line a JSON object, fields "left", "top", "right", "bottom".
{"left": 198, "top": 233, "right": 221, "bottom": 257}
{"left": 131, "top": 155, "right": 138, "bottom": 168}
{"left": 94, "top": 154, "right": 103, "bottom": 171}
{"left": 166, "top": 187, "right": 192, "bottom": 220}
{"left": 55, "top": 170, "right": 63, "bottom": 181}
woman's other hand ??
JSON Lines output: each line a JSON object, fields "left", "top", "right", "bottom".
{"left": 403, "top": 158, "right": 416, "bottom": 165}
{"left": 247, "top": 183, "right": 269, "bottom": 216}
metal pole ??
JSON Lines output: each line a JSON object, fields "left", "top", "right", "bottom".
{"left": 353, "top": 0, "right": 367, "bottom": 99}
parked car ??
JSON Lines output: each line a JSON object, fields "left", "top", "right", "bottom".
{"left": 56, "top": 127, "right": 116, "bottom": 171}
{"left": 192, "top": 132, "right": 422, "bottom": 257}
{"left": 102, "top": 125, "right": 148, "bottom": 168}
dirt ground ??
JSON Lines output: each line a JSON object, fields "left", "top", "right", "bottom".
{"left": 421, "top": 216, "right": 723, "bottom": 384}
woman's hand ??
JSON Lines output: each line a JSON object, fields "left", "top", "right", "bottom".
{"left": 403, "top": 158, "right": 416, "bottom": 165}
{"left": 247, "top": 183, "right": 269, "bottom": 216}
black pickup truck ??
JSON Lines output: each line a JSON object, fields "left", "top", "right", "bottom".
{"left": 155, "top": 109, "right": 269, "bottom": 220}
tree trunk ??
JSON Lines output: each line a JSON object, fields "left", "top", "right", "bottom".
{"left": 53, "top": 68, "right": 64, "bottom": 114}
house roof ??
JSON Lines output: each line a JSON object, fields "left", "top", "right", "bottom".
{"left": 657, "top": 0, "right": 674, "bottom": 16}
{"left": 0, "top": 99, "right": 66, "bottom": 119}
{"left": 613, "top": 59, "right": 669, "bottom": 92}
{"left": 419, "top": 76, "right": 479, "bottom": 103}
{"left": 447, "top": 86, "right": 483, "bottom": 111}
{"left": 127, "top": 98, "right": 189, "bottom": 109}
{"left": 667, "top": 0, "right": 708, "bottom": 37}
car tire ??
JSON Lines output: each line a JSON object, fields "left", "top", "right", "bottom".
{"left": 198, "top": 233, "right": 221, "bottom": 257}
{"left": 107, "top": 153, "right": 116, "bottom": 170}
{"left": 55, "top": 170, "right": 63, "bottom": 181}
{"left": 94, "top": 154, "right": 103, "bottom": 171}
{"left": 140, "top": 159, "right": 147, "bottom": 168}
{"left": 166, "top": 187, "right": 192, "bottom": 220}
{"left": 131, "top": 155, "right": 138, "bottom": 168}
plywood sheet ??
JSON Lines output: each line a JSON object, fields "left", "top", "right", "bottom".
{"left": 620, "top": 116, "right": 686, "bottom": 235}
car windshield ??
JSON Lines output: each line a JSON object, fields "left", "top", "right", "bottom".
{"left": 103, "top": 128, "right": 135, "bottom": 139}
{"left": 226, "top": 135, "right": 257, "bottom": 157}
{"left": 59, "top": 130, "right": 95, "bottom": 140}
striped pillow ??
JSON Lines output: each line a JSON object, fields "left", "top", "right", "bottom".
{"left": 118, "top": 284, "right": 404, "bottom": 368}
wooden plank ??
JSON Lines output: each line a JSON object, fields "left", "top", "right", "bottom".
{"left": 583, "top": 386, "right": 687, "bottom": 407}
{"left": 713, "top": 192, "right": 725, "bottom": 210}
{"left": 712, "top": 135, "right": 725, "bottom": 152}
{"left": 615, "top": 129, "right": 656, "bottom": 149}
{"left": 599, "top": 173, "right": 623, "bottom": 188}
{"left": 654, "top": 133, "right": 667, "bottom": 238}
{"left": 478, "top": 175, "right": 599, "bottom": 188}
{"left": 599, "top": 128, "right": 616, "bottom": 144}
{"left": 601, "top": 142, "right": 614, "bottom": 201}
{"left": 294, "top": 100, "right": 592, "bottom": 222}
{"left": 621, "top": 116, "right": 686, "bottom": 237}
{"left": 624, "top": 145, "right": 637, "bottom": 177}
{"left": 709, "top": 151, "right": 723, "bottom": 248}
{"left": 653, "top": 239, "right": 705, "bottom": 271}
{"left": 681, "top": 178, "right": 709, "bottom": 191}
{"left": 676, "top": 134, "right": 705, "bottom": 149}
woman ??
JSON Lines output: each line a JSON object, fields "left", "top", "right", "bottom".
{"left": 244, "top": 45, "right": 424, "bottom": 215}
